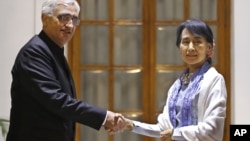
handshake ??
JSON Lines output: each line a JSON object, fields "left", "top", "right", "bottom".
{"left": 102, "top": 111, "right": 174, "bottom": 141}
{"left": 103, "top": 111, "right": 134, "bottom": 135}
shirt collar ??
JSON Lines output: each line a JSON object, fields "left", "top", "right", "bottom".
{"left": 38, "top": 30, "right": 64, "bottom": 56}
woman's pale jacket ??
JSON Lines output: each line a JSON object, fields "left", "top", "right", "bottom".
{"left": 132, "top": 67, "right": 227, "bottom": 141}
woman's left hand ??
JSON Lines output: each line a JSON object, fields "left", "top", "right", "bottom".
{"left": 160, "top": 128, "right": 173, "bottom": 141}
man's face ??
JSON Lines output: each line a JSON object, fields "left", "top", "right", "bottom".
{"left": 42, "top": 3, "right": 79, "bottom": 47}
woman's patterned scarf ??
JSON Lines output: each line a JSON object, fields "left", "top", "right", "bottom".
{"left": 169, "top": 61, "right": 211, "bottom": 127}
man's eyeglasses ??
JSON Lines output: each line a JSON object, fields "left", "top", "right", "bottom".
{"left": 57, "top": 14, "right": 80, "bottom": 26}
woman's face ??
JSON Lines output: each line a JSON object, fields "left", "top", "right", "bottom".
{"left": 179, "top": 28, "right": 212, "bottom": 72}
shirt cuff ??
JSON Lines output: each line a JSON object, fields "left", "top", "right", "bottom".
{"left": 102, "top": 111, "right": 108, "bottom": 125}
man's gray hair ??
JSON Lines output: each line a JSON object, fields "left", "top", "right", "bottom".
{"left": 41, "top": 0, "right": 80, "bottom": 15}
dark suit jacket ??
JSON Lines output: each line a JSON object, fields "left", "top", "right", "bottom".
{"left": 6, "top": 31, "right": 107, "bottom": 141}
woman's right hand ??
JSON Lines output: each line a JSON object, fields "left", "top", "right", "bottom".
{"left": 160, "top": 128, "right": 173, "bottom": 141}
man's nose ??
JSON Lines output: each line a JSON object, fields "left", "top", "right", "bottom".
{"left": 66, "top": 19, "right": 74, "bottom": 27}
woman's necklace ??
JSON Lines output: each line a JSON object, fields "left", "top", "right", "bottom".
{"left": 181, "top": 73, "right": 194, "bottom": 85}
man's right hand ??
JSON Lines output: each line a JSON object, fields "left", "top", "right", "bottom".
{"left": 103, "top": 111, "right": 134, "bottom": 134}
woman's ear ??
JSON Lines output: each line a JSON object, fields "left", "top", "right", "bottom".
{"left": 207, "top": 43, "right": 212, "bottom": 50}
{"left": 207, "top": 42, "right": 215, "bottom": 57}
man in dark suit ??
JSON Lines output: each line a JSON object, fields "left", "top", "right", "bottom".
{"left": 6, "top": 0, "right": 123, "bottom": 141}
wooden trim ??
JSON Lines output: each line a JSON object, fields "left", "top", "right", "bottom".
{"left": 184, "top": 0, "right": 190, "bottom": 19}
{"left": 68, "top": 23, "right": 81, "bottom": 141}
{"left": 148, "top": 0, "right": 155, "bottom": 122}
{"left": 217, "top": 0, "right": 231, "bottom": 140}
{"left": 223, "top": 0, "right": 231, "bottom": 140}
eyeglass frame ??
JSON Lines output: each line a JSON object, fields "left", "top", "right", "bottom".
{"left": 56, "top": 13, "right": 80, "bottom": 26}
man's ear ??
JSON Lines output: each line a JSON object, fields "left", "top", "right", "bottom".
{"left": 42, "top": 14, "right": 49, "bottom": 27}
